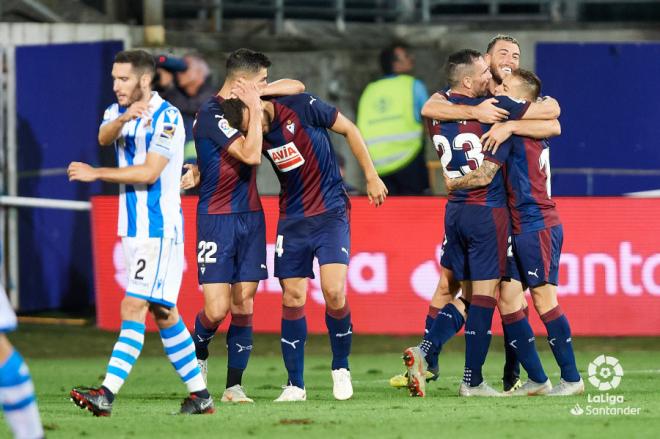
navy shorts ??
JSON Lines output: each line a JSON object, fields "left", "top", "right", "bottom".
{"left": 441, "top": 203, "right": 510, "bottom": 282}
{"left": 506, "top": 224, "right": 563, "bottom": 288}
{"left": 274, "top": 206, "right": 351, "bottom": 279}
{"left": 196, "top": 211, "right": 268, "bottom": 284}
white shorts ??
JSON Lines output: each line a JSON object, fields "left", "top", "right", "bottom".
{"left": 123, "top": 237, "right": 183, "bottom": 308}
{"left": 0, "top": 284, "right": 17, "bottom": 333}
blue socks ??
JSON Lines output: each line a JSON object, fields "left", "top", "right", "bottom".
{"left": 193, "top": 310, "right": 221, "bottom": 361}
{"left": 0, "top": 349, "right": 43, "bottom": 439}
{"left": 502, "top": 309, "right": 548, "bottom": 383}
{"left": 160, "top": 317, "right": 207, "bottom": 393}
{"left": 226, "top": 313, "right": 254, "bottom": 387}
{"left": 541, "top": 306, "right": 581, "bottom": 382}
{"left": 422, "top": 306, "right": 440, "bottom": 371}
{"left": 420, "top": 303, "right": 465, "bottom": 371}
{"left": 102, "top": 320, "right": 145, "bottom": 394}
{"left": 463, "top": 295, "right": 496, "bottom": 387}
{"left": 281, "top": 305, "right": 307, "bottom": 388}
{"left": 325, "top": 303, "right": 352, "bottom": 370}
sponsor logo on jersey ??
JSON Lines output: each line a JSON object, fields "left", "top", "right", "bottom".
{"left": 267, "top": 142, "right": 305, "bottom": 172}
{"left": 215, "top": 114, "right": 238, "bottom": 138}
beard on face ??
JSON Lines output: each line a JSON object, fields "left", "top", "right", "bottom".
{"left": 120, "top": 83, "right": 144, "bottom": 107}
{"left": 490, "top": 65, "right": 503, "bottom": 84}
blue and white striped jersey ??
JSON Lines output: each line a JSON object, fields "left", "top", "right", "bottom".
{"left": 101, "top": 92, "right": 185, "bottom": 242}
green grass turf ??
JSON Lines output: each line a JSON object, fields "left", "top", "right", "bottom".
{"left": 4, "top": 324, "right": 660, "bottom": 438}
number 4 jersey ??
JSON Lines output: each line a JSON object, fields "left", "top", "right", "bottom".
{"left": 263, "top": 93, "right": 347, "bottom": 219}
{"left": 426, "top": 91, "right": 530, "bottom": 207}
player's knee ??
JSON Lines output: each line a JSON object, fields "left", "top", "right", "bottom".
{"left": 282, "top": 288, "right": 306, "bottom": 307}
{"left": 231, "top": 297, "right": 254, "bottom": 315}
{"left": 322, "top": 284, "right": 346, "bottom": 309}
{"left": 530, "top": 288, "right": 557, "bottom": 315}
{"left": 120, "top": 296, "right": 149, "bottom": 320}
{"left": 204, "top": 304, "right": 229, "bottom": 324}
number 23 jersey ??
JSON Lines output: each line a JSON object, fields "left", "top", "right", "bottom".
{"left": 425, "top": 91, "right": 529, "bottom": 207}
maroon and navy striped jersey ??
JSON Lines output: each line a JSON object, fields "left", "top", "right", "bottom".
{"left": 425, "top": 92, "right": 530, "bottom": 207}
{"left": 500, "top": 136, "right": 560, "bottom": 234}
{"left": 194, "top": 96, "right": 262, "bottom": 215}
{"left": 263, "top": 93, "right": 347, "bottom": 218}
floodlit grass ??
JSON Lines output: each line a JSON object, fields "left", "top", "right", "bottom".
{"left": 5, "top": 324, "right": 660, "bottom": 438}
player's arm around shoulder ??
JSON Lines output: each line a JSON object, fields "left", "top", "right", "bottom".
{"left": 421, "top": 93, "right": 509, "bottom": 124}
{"left": 261, "top": 79, "right": 305, "bottom": 97}
{"left": 330, "top": 112, "right": 387, "bottom": 207}
{"left": 444, "top": 159, "right": 501, "bottom": 192}
{"left": 521, "top": 96, "right": 560, "bottom": 120}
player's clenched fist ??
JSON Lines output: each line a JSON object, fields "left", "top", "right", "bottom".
{"left": 67, "top": 161, "right": 98, "bottom": 182}
{"left": 180, "top": 164, "right": 200, "bottom": 190}
{"left": 366, "top": 175, "right": 388, "bottom": 207}
{"left": 119, "top": 101, "right": 151, "bottom": 123}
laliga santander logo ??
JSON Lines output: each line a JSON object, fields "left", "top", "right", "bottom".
{"left": 588, "top": 354, "right": 624, "bottom": 391}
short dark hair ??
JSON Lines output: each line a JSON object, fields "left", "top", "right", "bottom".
{"left": 222, "top": 98, "right": 247, "bottom": 132}
{"left": 445, "top": 49, "right": 482, "bottom": 88}
{"left": 379, "top": 42, "right": 409, "bottom": 75}
{"left": 512, "top": 69, "right": 541, "bottom": 101}
{"left": 486, "top": 34, "right": 520, "bottom": 54}
{"left": 226, "top": 48, "right": 271, "bottom": 78}
{"left": 114, "top": 49, "right": 156, "bottom": 78}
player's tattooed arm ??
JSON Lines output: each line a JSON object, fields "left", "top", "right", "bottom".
{"left": 331, "top": 113, "right": 388, "bottom": 207}
{"left": 421, "top": 93, "right": 509, "bottom": 124}
{"left": 261, "top": 79, "right": 305, "bottom": 97}
{"left": 98, "top": 101, "right": 151, "bottom": 146}
{"left": 444, "top": 160, "right": 501, "bottom": 191}
{"left": 481, "top": 119, "right": 561, "bottom": 153}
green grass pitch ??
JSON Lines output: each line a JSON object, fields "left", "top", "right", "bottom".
{"left": 4, "top": 324, "right": 659, "bottom": 438}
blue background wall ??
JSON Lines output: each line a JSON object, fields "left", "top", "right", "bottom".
{"left": 536, "top": 42, "right": 660, "bottom": 195}
{"left": 16, "top": 41, "right": 123, "bottom": 311}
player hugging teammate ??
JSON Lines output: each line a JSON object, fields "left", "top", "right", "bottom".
{"left": 182, "top": 48, "right": 387, "bottom": 402}
{"left": 400, "top": 36, "right": 583, "bottom": 398}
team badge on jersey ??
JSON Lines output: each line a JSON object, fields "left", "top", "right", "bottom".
{"left": 267, "top": 142, "right": 305, "bottom": 172}
{"left": 286, "top": 120, "right": 295, "bottom": 134}
{"left": 215, "top": 114, "right": 238, "bottom": 138}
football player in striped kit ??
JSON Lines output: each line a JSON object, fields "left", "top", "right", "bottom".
{"left": 0, "top": 246, "right": 44, "bottom": 438}
{"left": 67, "top": 49, "right": 213, "bottom": 416}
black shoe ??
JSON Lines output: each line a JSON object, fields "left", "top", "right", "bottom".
{"left": 70, "top": 387, "right": 112, "bottom": 417}
{"left": 179, "top": 394, "right": 215, "bottom": 415}
{"left": 502, "top": 376, "right": 522, "bottom": 392}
